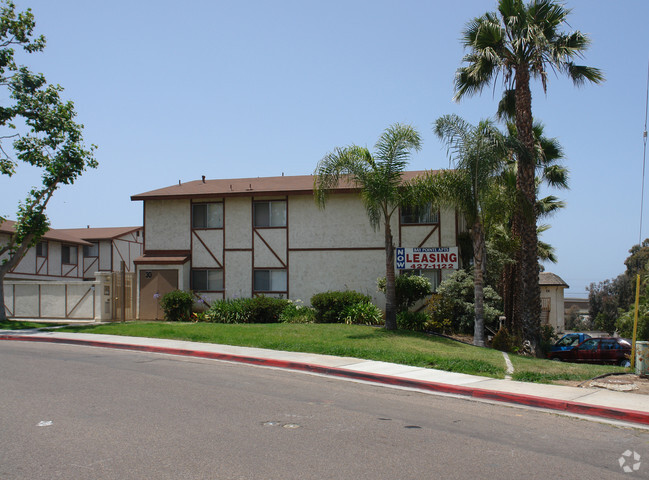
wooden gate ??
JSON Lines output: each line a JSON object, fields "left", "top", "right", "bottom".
{"left": 111, "top": 271, "right": 136, "bottom": 321}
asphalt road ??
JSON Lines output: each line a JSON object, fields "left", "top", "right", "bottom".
{"left": 1, "top": 341, "right": 648, "bottom": 480}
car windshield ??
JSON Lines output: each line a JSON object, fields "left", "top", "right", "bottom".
{"left": 556, "top": 335, "right": 580, "bottom": 347}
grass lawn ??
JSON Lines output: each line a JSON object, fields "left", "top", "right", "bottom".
{"left": 58, "top": 322, "right": 626, "bottom": 383}
{"left": 0, "top": 319, "right": 66, "bottom": 330}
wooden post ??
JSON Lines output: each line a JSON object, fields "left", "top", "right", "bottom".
{"left": 121, "top": 261, "right": 126, "bottom": 323}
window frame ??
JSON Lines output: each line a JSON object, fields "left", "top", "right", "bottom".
{"left": 192, "top": 202, "right": 224, "bottom": 229}
{"left": 400, "top": 203, "right": 439, "bottom": 225}
{"left": 191, "top": 268, "right": 224, "bottom": 292}
{"left": 61, "top": 244, "right": 78, "bottom": 265}
{"left": 253, "top": 200, "right": 287, "bottom": 228}
{"left": 83, "top": 241, "right": 99, "bottom": 258}
{"left": 36, "top": 241, "right": 48, "bottom": 258}
{"left": 253, "top": 268, "right": 287, "bottom": 293}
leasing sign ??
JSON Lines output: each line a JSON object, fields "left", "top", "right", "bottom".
{"left": 396, "top": 247, "right": 459, "bottom": 270}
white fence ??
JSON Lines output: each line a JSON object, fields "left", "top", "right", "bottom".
{"left": 3, "top": 280, "right": 98, "bottom": 320}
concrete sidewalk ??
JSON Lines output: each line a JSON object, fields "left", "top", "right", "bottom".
{"left": 2, "top": 328, "right": 649, "bottom": 428}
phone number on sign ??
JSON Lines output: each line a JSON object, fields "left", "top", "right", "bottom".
{"left": 408, "top": 263, "right": 454, "bottom": 270}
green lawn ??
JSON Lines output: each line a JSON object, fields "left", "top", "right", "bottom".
{"left": 0, "top": 319, "right": 65, "bottom": 330}
{"left": 58, "top": 322, "right": 626, "bottom": 383}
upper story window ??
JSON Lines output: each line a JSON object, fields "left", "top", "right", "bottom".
{"left": 192, "top": 203, "right": 223, "bottom": 229}
{"left": 62, "top": 245, "right": 78, "bottom": 265}
{"left": 401, "top": 203, "right": 439, "bottom": 225}
{"left": 254, "top": 201, "right": 286, "bottom": 227}
{"left": 83, "top": 242, "right": 99, "bottom": 257}
{"left": 36, "top": 241, "right": 48, "bottom": 258}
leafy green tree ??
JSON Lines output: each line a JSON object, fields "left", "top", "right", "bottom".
{"left": 454, "top": 0, "right": 603, "bottom": 356}
{"left": 314, "top": 123, "right": 422, "bottom": 330}
{"left": 414, "top": 114, "right": 506, "bottom": 346}
{"left": 0, "top": 1, "right": 96, "bottom": 321}
{"left": 428, "top": 270, "right": 503, "bottom": 335}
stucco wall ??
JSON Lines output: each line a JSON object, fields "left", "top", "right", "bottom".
{"left": 224, "top": 251, "right": 252, "bottom": 299}
{"left": 289, "top": 249, "right": 385, "bottom": 307}
{"left": 288, "top": 194, "right": 386, "bottom": 248}
{"left": 192, "top": 229, "right": 224, "bottom": 268}
{"left": 224, "top": 197, "right": 252, "bottom": 248}
{"left": 145, "top": 199, "right": 190, "bottom": 250}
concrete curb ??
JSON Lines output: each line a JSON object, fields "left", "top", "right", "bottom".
{"left": 3, "top": 334, "right": 649, "bottom": 427}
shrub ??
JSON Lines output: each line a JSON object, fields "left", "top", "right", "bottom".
{"left": 491, "top": 326, "right": 514, "bottom": 352}
{"left": 396, "top": 310, "right": 429, "bottom": 332}
{"left": 159, "top": 290, "right": 195, "bottom": 322}
{"left": 540, "top": 325, "right": 558, "bottom": 355}
{"left": 310, "top": 291, "right": 372, "bottom": 323}
{"left": 617, "top": 306, "right": 649, "bottom": 340}
{"left": 206, "top": 298, "right": 253, "bottom": 324}
{"left": 247, "top": 296, "right": 289, "bottom": 323}
{"left": 342, "top": 302, "right": 383, "bottom": 325}
{"left": 279, "top": 300, "right": 316, "bottom": 324}
{"left": 377, "top": 274, "right": 432, "bottom": 313}
{"left": 425, "top": 293, "right": 454, "bottom": 334}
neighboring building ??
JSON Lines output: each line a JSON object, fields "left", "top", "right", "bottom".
{"left": 0, "top": 221, "right": 143, "bottom": 281}
{"left": 564, "top": 298, "right": 590, "bottom": 328}
{"left": 131, "top": 172, "right": 464, "bottom": 320}
{"left": 540, "top": 272, "right": 569, "bottom": 332}
{"left": 56, "top": 227, "right": 143, "bottom": 279}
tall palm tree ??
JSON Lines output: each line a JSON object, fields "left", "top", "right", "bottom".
{"left": 454, "top": 0, "right": 603, "bottom": 355}
{"left": 314, "top": 123, "right": 422, "bottom": 330}
{"left": 415, "top": 114, "right": 506, "bottom": 346}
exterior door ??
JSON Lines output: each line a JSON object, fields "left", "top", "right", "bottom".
{"left": 139, "top": 269, "right": 178, "bottom": 320}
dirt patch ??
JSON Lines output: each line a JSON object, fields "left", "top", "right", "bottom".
{"left": 554, "top": 374, "right": 649, "bottom": 395}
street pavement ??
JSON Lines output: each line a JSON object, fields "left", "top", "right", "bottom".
{"left": 2, "top": 324, "right": 649, "bottom": 428}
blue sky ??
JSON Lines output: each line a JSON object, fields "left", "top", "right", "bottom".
{"left": 2, "top": 0, "right": 648, "bottom": 297}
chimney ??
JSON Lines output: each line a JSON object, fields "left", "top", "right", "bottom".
{"left": 202, "top": 175, "right": 205, "bottom": 183}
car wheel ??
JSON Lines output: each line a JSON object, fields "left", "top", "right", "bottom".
{"left": 619, "top": 359, "right": 631, "bottom": 368}
{"left": 551, "top": 357, "right": 562, "bottom": 362}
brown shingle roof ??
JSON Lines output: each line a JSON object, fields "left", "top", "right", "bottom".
{"left": 539, "top": 272, "right": 569, "bottom": 288}
{"left": 131, "top": 171, "right": 434, "bottom": 201}
{"left": 0, "top": 220, "right": 93, "bottom": 246}
{"left": 56, "top": 226, "right": 142, "bottom": 241}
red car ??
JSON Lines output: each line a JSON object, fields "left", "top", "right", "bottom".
{"left": 548, "top": 337, "right": 631, "bottom": 366}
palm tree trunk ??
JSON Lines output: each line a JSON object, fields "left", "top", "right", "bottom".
{"left": 472, "top": 221, "right": 486, "bottom": 347}
{"left": 384, "top": 220, "right": 397, "bottom": 330}
{"left": 514, "top": 65, "right": 541, "bottom": 356}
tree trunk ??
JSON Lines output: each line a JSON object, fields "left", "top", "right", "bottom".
{"left": 514, "top": 66, "right": 541, "bottom": 356}
{"left": 384, "top": 220, "right": 397, "bottom": 330}
{"left": 472, "top": 221, "right": 486, "bottom": 347}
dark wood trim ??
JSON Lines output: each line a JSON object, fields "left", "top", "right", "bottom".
{"left": 131, "top": 189, "right": 361, "bottom": 202}
{"left": 288, "top": 247, "right": 384, "bottom": 252}
{"left": 224, "top": 248, "right": 253, "bottom": 252}
{"left": 254, "top": 230, "right": 286, "bottom": 268}
{"left": 36, "top": 256, "right": 47, "bottom": 275}
{"left": 62, "top": 264, "right": 77, "bottom": 277}
{"left": 142, "top": 249, "right": 191, "bottom": 256}
{"left": 83, "top": 257, "right": 98, "bottom": 276}
{"left": 285, "top": 196, "right": 289, "bottom": 298}
{"left": 417, "top": 225, "right": 439, "bottom": 249}
{"left": 66, "top": 286, "right": 93, "bottom": 317}
{"left": 192, "top": 230, "right": 223, "bottom": 268}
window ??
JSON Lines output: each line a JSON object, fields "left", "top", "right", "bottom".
{"left": 401, "top": 203, "right": 439, "bottom": 224}
{"left": 192, "top": 203, "right": 223, "bottom": 228}
{"left": 83, "top": 242, "right": 99, "bottom": 257}
{"left": 36, "top": 241, "right": 48, "bottom": 257}
{"left": 62, "top": 245, "right": 78, "bottom": 265}
{"left": 191, "top": 269, "right": 224, "bottom": 291}
{"left": 253, "top": 269, "right": 287, "bottom": 292}
{"left": 254, "top": 201, "right": 286, "bottom": 227}
{"left": 402, "top": 269, "right": 440, "bottom": 292}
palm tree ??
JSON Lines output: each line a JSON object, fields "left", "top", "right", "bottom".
{"left": 314, "top": 123, "right": 422, "bottom": 330}
{"left": 454, "top": 0, "right": 603, "bottom": 355}
{"left": 415, "top": 114, "right": 506, "bottom": 346}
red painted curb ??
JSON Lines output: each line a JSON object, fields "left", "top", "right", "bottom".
{"left": 3, "top": 334, "right": 649, "bottom": 426}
